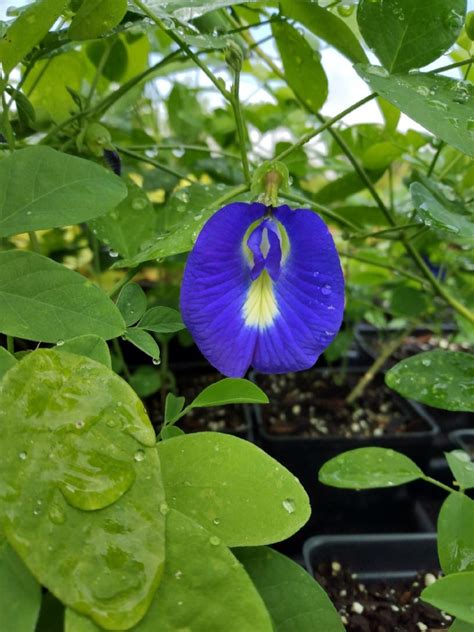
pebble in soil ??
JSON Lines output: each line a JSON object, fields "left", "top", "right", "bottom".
{"left": 315, "top": 561, "right": 452, "bottom": 632}
{"left": 374, "top": 333, "right": 472, "bottom": 367}
{"left": 256, "top": 370, "right": 424, "bottom": 438}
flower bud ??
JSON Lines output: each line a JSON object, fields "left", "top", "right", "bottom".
{"left": 225, "top": 40, "right": 243, "bottom": 73}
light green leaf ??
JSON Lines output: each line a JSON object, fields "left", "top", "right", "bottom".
{"left": 422, "top": 572, "right": 474, "bottom": 623}
{"left": 138, "top": 306, "right": 185, "bottom": 334}
{"left": 356, "top": 67, "right": 474, "bottom": 157}
{"left": 125, "top": 328, "right": 160, "bottom": 362}
{"left": 0, "top": 540, "right": 41, "bottom": 632}
{"left": 0, "top": 146, "right": 127, "bottom": 237}
{"left": 0, "top": 347, "right": 16, "bottom": 380}
{"left": 0, "top": 0, "right": 66, "bottom": 74}
{"left": 438, "top": 493, "right": 474, "bottom": 575}
{"left": 160, "top": 426, "right": 185, "bottom": 440}
{"left": 389, "top": 285, "right": 429, "bottom": 318}
{"left": 90, "top": 181, "right": 157, "bottom": 260}
{"left": 157, "top": 432, "right": 311, "bottom": 546}
{"left": 189, "top": 378, "right": 268, "bottom": 408}
{"left": 164, "top": 393, "right": 185, "bottom": 423}
{"left": 281, "top": 0, "right": 368, "bottom": 64}
{"left": 357, "top": 0, "right": 466, "bottom": 73}
{"left": 319, "top": 447, "right": 423, "bottom": 489}
{"left": 411, "top": 182, "right": 474, "bottom": 239}
{"left": 446, "top": 451, "right": 474, "bottom": 490}
{"left": 0, "top": 350, "right": 164, "bottom": 630}
{"left": 272, "top": 21, "right": 328, "bottom": 112}
{"left": 450, "top": 620, "right": 474, "bottom": 632}
{"left": 235, "top": 547, "right": 345, "bottom": 632}
{"left": 117, "top": 283, "right": 148, "bottom": 327}
{"left": 138, "top": 0, "right": 259, "bottom": 20}
{"left": 57, "top": 335, "right": 111, "bottom": 368}
{"left": 130, "top": 365, "right": 161, "bottom": 398}
{"left": 66, "top": 509, "right": 273, "bottom": 632}
{"left": 0, "top": 251, "right": 125, "bottom": 343}
{"left": 69, "top": 0, "right": 127, "bottom": 40}
{"left": 386, "top": 351, "right": 474, "bottom": 412}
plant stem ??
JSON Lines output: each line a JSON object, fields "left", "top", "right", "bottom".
{"left": 341, "top": 252, "right": 428, "bottom": 287}
{"left": 422, "top": 475, "right": 456, "bottom": 495}
{"left": 85, "top": 41, "right": 112, "bottom": 109}
{"left": 28, "top": 231, "right": 40, "bottom": 253}
{"left": 108, "top": 266, "right": 141, "bottom": 299}
{"left": 116, "top": 146, "right": 194, "bottom": 183}
{"left": 112, "top": 338, "right": 131, "bottom": 381}
{"left": 6, "top": 335, "right": 14, "bottom": 354}
{"left": 126, "top": 143, "right": 241, "bottom": 160}
{"left": 160, "top": 338, "right": 169, "bottom": 410}
{"left": 351, "top": 222, "right": 421, "bottom": 240}
{"left": 230, "top": 69, "right": 251, "bottom": 182}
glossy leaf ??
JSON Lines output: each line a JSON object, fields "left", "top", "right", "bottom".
{"left": 386, "top": 351, "right": 474, "bottom": 412}
{"left": 124, "top": 328, "right": 160, "bottom": 362}
{"left": 117, "top": 283, "right": 148, "bottom": 327}
{"left": 139, "top": 0, "right": 256, "bottom": 19}
{"left": 0, "top": 540, "right": 41, "bottom": 632}
{"left": 66, "top": 510, "right": 273, "bottom": 632}
{"left": 164, "top": 393, "right": 185, "bottom": 423}
{"left": 189, "top": 378, "right": 268, "bottom": 408}
{"left": 0, "top": 347, "right": 16, "bottom": 380}
{"left": 0, "top": 251, "right": 125, "bottom": 343}
{"left": 129, "top": 366, "right": 161, "bottom": 398}
{"left": 272, "top": 21, "right": 328, "bottom": 112}
{"left": 411, "top": 182, "right": 474, "bottom": 239}
{"left": 446, "top": 451, "right": 474, "bottom": 490}
{"left": 57, "top": 335, "right": 111, "bottom": 368}
{"left": 0, "top": 350, "right": 164, "bottom": 630}
{"left": 69, "top": 0, "right": 128, "bottom": 40}
{"left": 0, "top": 0, "right": 66, "bottom": 74}
{"left": 281, "top": 0, "right": 368, "bottom": 64}
{"left": 319, "top": 448, "right": 423, "bottom": 489}
{"left": 422, "top": 572, "right": 474, "bottom": 623}
{"left": 451, "top": 620, "right": 474, "bottom": 632}
{"left": 0, "top": 147, "right": 127, "bottom": 237}
{"left": 356, "top": 67, "right": 474, "bottom": 157}
{"left": 138, "top": 306, "right": 185, "bottom": 334}
{"left": 157, "top": 432, "right": 311, "bottom": 546}
{"left": 235, "top": 547, "right": 345, "bottom": 632}
{"left": 357, "top": 0, "right": 466, "bottom": 72}
{"left": 438, "top": 493, "right": 474, "bottom": 574}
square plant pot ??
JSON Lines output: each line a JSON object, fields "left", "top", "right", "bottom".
{"left": 450, "top": 429, "right": 474, "bottom": 456}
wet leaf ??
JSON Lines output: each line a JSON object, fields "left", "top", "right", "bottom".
{"left": 189, "top": 378, "right": 268, "bottom": 408}
{"left": 411, "top": 182, "right": 474, "bottom": 239}
{"left": 138, "top": 306, "right": 184, "bottom": 334}
{"left": 69, "top": 0, "right": 127, "bottom": 40}
{"left": 57, "top": 335, "right": 111, "bottom": 368}
{"left": 446, "top": 451, "right": 474, "bottom": 490}
{"left": 422, "top": 572, "right": 474, "bottom": 623}
{"left": 117, "top": 283, "right": 148, "bottom": 327}
{"left": 124, "top": 328, "right": 160, "bottom": 362}
{"left": 0, "top": 347, "right": 16, "bottom": 380}
{"left": 438, "top": 492, "right": 474, "bottom": 574}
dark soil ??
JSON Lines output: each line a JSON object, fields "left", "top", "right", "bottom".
{"left": 255, "top": 370, "right": 425, "bottom": 438}
{"left": 315, "top": 562, "right": 451, "bottom": 631}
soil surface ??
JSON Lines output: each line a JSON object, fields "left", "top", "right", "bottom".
{"left": 315, "top": 562, "right": 451, "bottom": 631}
{"left": 255, "top": 370, "right": 427, "bottom": 438}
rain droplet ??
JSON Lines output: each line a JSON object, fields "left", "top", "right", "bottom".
{"left": 134, "top": 449, "right": 146, "bottom": 462}
{"left": 213, "top": 517, "right": 221, "bottom": 525}
{"left": 132, "top": 198, "right": 147, "bottom": 211}
{"left": 18, "top": 451, "right": 27, "bottom": 461}
{"left": 49, "top": 504, "right": 66, "bottom": 525}
{"left": 209, "top": 535, "right": 221, "bottom": 546}
{"left": 160, "top": 502, "right": 169, "bottom": 515}
{"left": 75, "top": 420, "right": 85, "bottom": 430}
{"left": 321, "top": 284, "right": 332, "bottom": 295}
{"left": 421, "top": 358, "right": 431, "bottom": 367}
{"left": 56, "top": 340, "right": 65, "bottom": 347}
{"left": 152, "top": 358, "right": 161, "bottom": 366}
{"left": 282, "top": 498, "right": 296, "bottom": 514}
{"left": 174, "top": 570, "right": 183, "bottom": 579}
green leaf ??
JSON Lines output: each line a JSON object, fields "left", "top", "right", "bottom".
{"left": 65, "top": 509, "right": 273, "bottom": 632}
{"left": 411, "top": 182, "right": 474, "bottom": 239}
{"left": 157, "top": 432, "right": 311, "bottom": 546}
{"left": 138, "top": 306, "right": 185, "bottom": 334}
{"left": 356, "top": 67, "right": 474, "bottom": 158}
{"left": 0, "top": 251, "right": 125, "bottom": 343}
{"left": 57, "top": 335, "right": 111, "bottom": 368}
{"left": 446, "top": 451, "right": 474, "bottom": 490}
{"left": 281, "top": 0, "right": 368, "bottom": 64}
{"left": 450, "top": 620, "right": 474, "bottom": 632}
{"left": 90, "top": 180, "right": 157, "bottom": 260}
{"left": 125, "top": 328, "right": 160, "bottom": 362}
{"left": 69, "top": 0, "right": 128, "bottom": 40}
{"left": 0, "top": 347, "right": 16, "bottom": 380}
{"left": 357, "top": 0, "right": 466, "bottom": 73}
{"left": 389, "top": 285, "right": 429, "bottom": 318}
{"left": 117, "top": 283, "right": 148, "bottom": 327}
{"left": 0, "top": 0, "right": 66, "bottom": 74}
{"left": 0, "top": 350, "right": 164, "bottom": 630}
{"left": 438, "top": 493, "right": 474, "bottom": 575}
{"left": 272, "top": 21, "right": 328, "bottom": 112}
{"left": 189, "top": 378, "right": 268, "bottom": 408}
{"left": 0, "top": 540, "right": 41, "bottom": 632}
{"left": 130, "top": 365, "right": 161, "bottom": 398}
{"left": 164, "top": 393, "right": 185, "bottom": 423}
{"left": 235, "top": 547, "right": 345, "bottom": 632}
{"left": 386, "top": 351, "right": 474, "bottom": 412}
{"left": 160, "top": 426, "right": 185, "bottom": 440}
{"left": 319, "top": 447, "right": 423, "bottom": 489}
{"left": 0, "top": 147, "right": 127, "bottom": 237}
{"left": 422, "top": 572, "right": 474, "bottom": 623}
{"left": 167, "top": 84, "right": 204, "bottom": 142}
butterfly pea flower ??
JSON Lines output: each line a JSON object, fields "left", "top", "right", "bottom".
{"left": 180, "top": 202, "right": 344, "bottom": 377}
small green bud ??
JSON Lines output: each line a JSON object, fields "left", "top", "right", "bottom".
{"left": 83, "top": 122, "right": 112, "bottom": 157}
{"left": 225, "top": 40, "right": 243, "bottom": 73}
{"left": 251, "top": 161, "right": 290, "bottom": 207}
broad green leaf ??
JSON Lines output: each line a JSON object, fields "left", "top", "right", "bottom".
{"left": 389, "top": 285, "right": 429, "bottom": 318}
{"left": 125, "top": 328, "right": 160, "bottom": 362}
{"left": 66, "top": 510, "right": 273, "bottom": 632}
{"left": 0, "top": 350, "right": 164, "bottom": 630}
{"left": 281, "top": 0, "right": 368, "bottom": 64}
{"left": 235, "top": 547, "right": 345, "bottom": 632}
{"left": 356, "top": 67, "right": 474, "bottom": 158}
{"left": 411, "top": 182, "right": 474, "bottom": 239}
{"left": 0, "top": 147, "right": 127, "bottom": 237}
{"left": 451, "top": 620, "right": 474, "bottom": 632}
{"left": 438, "top": 493, "right": 474, "bottom": 575}
{"left": 160, "top": 426, "right": 185, "bottom": 440}
{"left": 422, "top": 572, "right": 474, "bottom": 623}
{"left": 90, "top": 181, "right": 157, "bottom": 260}
{"left": 69, "top": 0, "right": 127, "bottom": 40}
{"left": 0, "top": 347, "right": 16, "bottom": 380}
{"left": 446, "top": 451, "right": 474, "bottom": 490}
{"left": 319, "top": 447, "right": 423, "bottom": 489}
{"left": 189, "top": 378, "right": 269, "bottom": 408}
{"left": 167, "top": 84, "right": 204, "bottom": 142}
{"left": 386, "top": 351, "right": 474, "bottom": 412}
{"left": 272, "top": 21, "right": 328, "bottom": 112}
{"left": 357, "top": 0, "right": 466, "bottom": 73}
{"left": 87, "top": 37, "right": 129, "bottom": 82}
{"left": 130, "top": 366, "right": 161, "bottom": 398}
{"left": 0, "top": 251, "right": 125, "bottom": 343}
{"left": 0, "top": 540, "right": 41, "bottom": 632}
{"left": 117, "top": 283, "right": 148, "bottom": 327}
{"left": 138, "top": 306, "right": 185, "bottom": 334}
{"left": 157, "top": 432, "right": 311, "bottom": 546}
{"left": 0, "top": 0, "right": 66, "bottom": 74}
{"left": 57, "top": 335, "right": 111, "bottom": 368}
{"left": 164, "top": 393, "right": 185, "bottom": 423}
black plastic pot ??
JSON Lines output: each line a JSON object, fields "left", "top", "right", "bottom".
{"left": 450, "top": 429, "right": 474, "bottom": 456}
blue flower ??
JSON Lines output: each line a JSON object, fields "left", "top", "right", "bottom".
{"left": 180, "top": 202, "right": 345, "bottom": 377}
